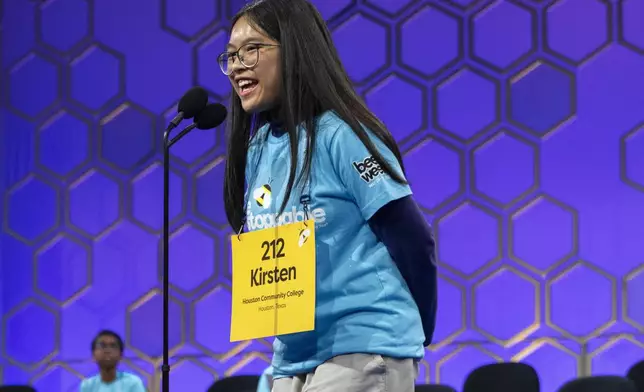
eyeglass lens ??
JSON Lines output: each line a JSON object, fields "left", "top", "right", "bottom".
{"left": 219, "top": 44, "right": 259, "bottom": 75}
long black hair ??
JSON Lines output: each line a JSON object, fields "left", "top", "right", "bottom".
{"left": 223, "top": 0, "right": 406, "bottom": 233}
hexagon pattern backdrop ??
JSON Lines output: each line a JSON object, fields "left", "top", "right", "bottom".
{"left": 2, "top": 0, "right": 644, "bottom": 391}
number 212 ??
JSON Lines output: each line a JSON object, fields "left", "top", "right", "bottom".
{"left": 261, "top": 238, "right": 286, "bottom": 260}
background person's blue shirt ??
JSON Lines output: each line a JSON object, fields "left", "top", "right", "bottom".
{"left": 244, "top": 111, "right": 425, "bottom": 378}
{"left": 79, "top": 371, "right": 146, "bottom": 392}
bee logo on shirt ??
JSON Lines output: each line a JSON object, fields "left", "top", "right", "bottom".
{"left": 253, "top": 184, "right": 272, "bottom": 209}
{"left": 298, "top": 228, "right": 310, "bottom": 247}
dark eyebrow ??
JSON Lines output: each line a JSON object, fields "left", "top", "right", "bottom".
{"left": 226, "top": 37, "right": 265, "bottom": 50}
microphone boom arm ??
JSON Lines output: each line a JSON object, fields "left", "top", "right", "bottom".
{"left": 168, "top": 123, "right": 197, "bottom": 148}
{"left": 161, "top": 120, "right": 198, "bottom": 392}
{"left": 162, "top": 126, "right": 172, "bottom": 392}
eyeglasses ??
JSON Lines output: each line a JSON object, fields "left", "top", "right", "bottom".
{"left": 218, "top": 43, "right": 279, "bottom": 75}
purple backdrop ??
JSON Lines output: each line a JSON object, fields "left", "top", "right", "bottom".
{"left": 1, "top": 0, "right": 644, "bottom": 391}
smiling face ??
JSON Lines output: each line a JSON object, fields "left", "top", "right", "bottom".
{"left": 226, "top": 16, "right": 282, "bottom": 114}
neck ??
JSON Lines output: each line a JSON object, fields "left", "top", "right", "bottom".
{"left": 100, "top": 367, "right": 117, "bottom": 383}
{"left": 265, "top": 107, "right": 283, "bottom": 127}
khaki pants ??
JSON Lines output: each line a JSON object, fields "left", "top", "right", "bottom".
{"left": 272, "top": 353, "right": 418, "bottom": 392}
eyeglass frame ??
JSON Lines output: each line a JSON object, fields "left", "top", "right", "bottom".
{"left": 218, "top": 42, "right": 280, "bottom": 75}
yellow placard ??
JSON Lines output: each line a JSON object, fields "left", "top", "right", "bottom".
{"left": 230, "top": 219, "right": 316, "bottom": 342}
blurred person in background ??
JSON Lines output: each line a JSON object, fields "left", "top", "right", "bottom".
{"left": 80, "top": 330, "right": 146, "bottom": 392}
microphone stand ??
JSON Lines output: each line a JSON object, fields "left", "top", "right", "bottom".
{"left": 161, "top": 121, "right": 198, "bottom": 392}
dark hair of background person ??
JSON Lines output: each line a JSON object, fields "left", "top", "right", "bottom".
{"left": 90, "top": 330, "right": 124, "bottom": 354}
{"left": 223, "top": 0, "right": 406, "bottom": 233}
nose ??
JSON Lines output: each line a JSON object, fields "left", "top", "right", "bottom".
{"left": 229, "top": 55, "right": 246, "bottom": 75}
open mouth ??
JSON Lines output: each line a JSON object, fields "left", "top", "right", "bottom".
{"left": 238, "top": 79, "right": 258, "bottom": 97}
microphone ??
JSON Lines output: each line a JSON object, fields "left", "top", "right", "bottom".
{"left": 167, "top": 86, "right": 208, "bottom": 130}
{"left": 193, "top": 103, "right": 228, "bottom": 130}
{"left": 161, "top": 101, "right": 227, "bottom": 392}
{"left": 167, "top": 103, "right": 228, "bottom": 147}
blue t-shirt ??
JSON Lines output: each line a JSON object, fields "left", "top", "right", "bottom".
{"left": 256, "top": 366, "right": 273, "bottom": 392}
{"left": 244, "top": 111, "right": 425, "bottom": 378}
{"left": 79, "top": 371, "right": 146, "bottom": 392}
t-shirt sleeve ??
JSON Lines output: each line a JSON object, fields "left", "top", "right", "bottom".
{"left": 327, "top": 121, "right": 411, "bottom": 220}
{"left": 129, "top": 376, "right": 147, "bottom": 392}
{"left": 79, "top": 379, "right": 89, "bottom": 392}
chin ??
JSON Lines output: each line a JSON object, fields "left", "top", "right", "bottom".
{"left": 241, "top": 100, "right": 261, "bottom": 113}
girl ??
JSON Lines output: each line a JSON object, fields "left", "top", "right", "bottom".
{"left": 221, "top": 1, "right": 437, "bottom": 390}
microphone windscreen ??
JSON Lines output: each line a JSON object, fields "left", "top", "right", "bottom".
{"left": 178, "top": 87, "right": 208, "bottom": 119}
{"left": 194, "top": 103, "right": 228, "bottom": 130}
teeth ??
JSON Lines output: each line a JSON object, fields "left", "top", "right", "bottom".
{"left": 238, "top": 79, "right": 255, "bottom": 88}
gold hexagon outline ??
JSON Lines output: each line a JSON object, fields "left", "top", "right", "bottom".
{"left": 587, "top": 334, "right": 644, "bottom": 375}
{"left": 469, "top": 129, "right": 540, "bottom": 210}
{"left": 224, "top": 350, "right": 271, "bottom": 377}
{"left": 622, "top": 263, "right": 644, "bottom": 331}
{"left": 508, "top": 193, "right": 579, "bottom": 276}
{"left": 120, "top": 356, "right": 154, "bottom": 388}
{"left": 434, "top": 344, "right": 503, "bottom": 385}
{"left": 401, "top": 133, "right": 466, "bottom": 215}
{"left": 363, "top": 71, "right": 429, "bottom": 144}
{"left": 395, "top": 2, "right": 464, "bottom": 80}
{"left": 468, "top": 0, "right": 539, "bottom": 73}
{"left": 34, "top": 0, "right": 95, "bottom": 56}
{"left": 189, "top": 283, "right": 253, "bottom": 362}
{"left": 220, "top": 232, "right": 235, "bottom": 283}
{"left": 125, "top": 288, "right": 187, "bottom": 363}
{"left": 1, "top": 298, "right": 61, "bottom": 370}
{"left": 427, "top": 273, "right": 467, "bottom": 351}
{"left": 511, "top": 337, "right": 582, "bottom": 377}
{"left": 316, "top": 0, "right": 359, "bottom": 27}
{"left": 156, "top": 221, "right": 220, "bottom": 297}
{"left": 159, "top": 0, "right": 221, "bottom": 43}
{"left": 329, "top": 11, "right": 393, "bottom": 88}
{"left": 364, "top": 0, "right": 421, "bottom": 18}
{"left": 617, "top": 1, "right": 644, "bottom": 56}
{"left": 541, "top": 0, "right": 612, "bottom": 66}
{"left": 29, "top": 360, "right": 84, "bottom": 388}
{"left": 128, "top": 160, "right": 189, "bottom": 234}
{"left": 471, "top": 265, "right": 541, "bottom": 347}
{"left": 166, "top": 357, "right": 219, "bottom": 387}
{"left": 6, "top": 50, "right": 64, "bottom": 121}
{"left": 191, "top": 28, "right": 233, "bottom": 101}
{"left": 619, "top": 122, "right": 644, "bottom": 194}
{"left": 67, "top": 42, "right": 128, "bottom": 115}
{"left": 432, "top": 65, "right": 502, "bottom": 144}
{"left": 192, "top": 155, "right": 230, "bottom": 231}
{"left": 417, "top": 357, "right": 431, "bottom": 384}
{"left": 32, "top": 232, "right": 93, "bottom": 306}
{"left": 506, "top": 59, "right": 578, "bottom": 138}
{"left": 64, "top": 167, "right": 126, "bottom": 239}
{"left": 445, "top": 0, "right": 485, "bottom": 11}
{"left": 97, "top": 102, "right": 158, "bottom": 174}
{"left": 2, "top": 173, "right": 62, "bottom": 246}
{"left": 34, "top": 108, "right": 94, "bottom": 181}
{"left": 545, "top": 260, "right": 618, "bottom": 343}
{"left": 434, "top": 199, "right": 504, "bottom": 279}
